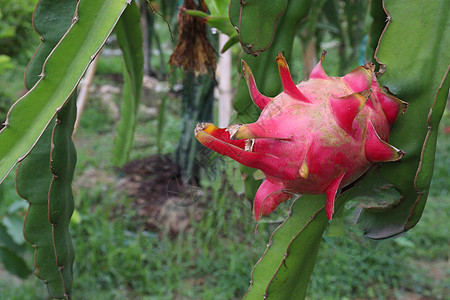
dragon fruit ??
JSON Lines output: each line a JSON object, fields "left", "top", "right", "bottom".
{"left": 195, "top": 53, "right": 407, "bottom": 220}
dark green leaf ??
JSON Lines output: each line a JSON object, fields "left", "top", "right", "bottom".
{"left": 112, "top": 1, "right": 144, "bottom": 167}
{"left": 17, "top": 118, "right": 60, "bottom": 294}
{"left": 220, "top": 33, "right": 239, "bottom": 53}
{"left": 24, "top": 0, "right": 78, "bottom": 89}
{"left": 16, "top": 1, "right": 76, "bottom": 297}
{"left": 17, "top": 92, "right": 77, "bottom": 298}
{"left": 228, "top": 0, "right": 241, "bottom": 32}
{"left": 365, "top": 0, "right": 385, "bottom": 65}
{"left": 0, "top": 223, "right": 23, "bottom": 253}
{"left": 176, "top": 73, "right": 214, "bottom": 179}
{"left": 1, "top": 215, "right": 25, "bottom": 245}
{"left": 229, "top": 0, "right": 288, "bottom": 56}
{"left": 48, "top": 95, "right": 77, "bottom": 297}
{"left": 0, "top": 247, "right": 31, "bottom": 279}
{"left": 156, "top": 95, "right": 167, "bottom": 154}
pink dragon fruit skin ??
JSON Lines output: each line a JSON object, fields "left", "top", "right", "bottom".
{"left": 195, "top": 53, "right": 407, "bottom": 221}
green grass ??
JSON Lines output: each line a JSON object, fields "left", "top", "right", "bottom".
{"left": 69, "top": 187, "right": 268, "bottom": 299}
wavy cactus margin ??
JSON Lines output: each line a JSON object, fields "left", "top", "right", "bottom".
{"left": 357, "top": 0, "right": 450, "bottom": 239}
{"left": 16, "top": 0, "right": 77, "bottom": 297}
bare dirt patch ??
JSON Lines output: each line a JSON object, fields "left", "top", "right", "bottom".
{"left": 119, "top": 154, "right": 203, "bottom": 234}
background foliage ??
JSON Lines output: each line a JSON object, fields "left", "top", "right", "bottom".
{"left": 0, "top": 0, "right": 38, "bottom": 125}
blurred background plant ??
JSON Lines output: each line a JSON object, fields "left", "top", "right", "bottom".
{"left": 0, "top": 0, "right": 38, "bottom": 127}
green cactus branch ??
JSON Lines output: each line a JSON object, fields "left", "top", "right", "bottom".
{"left": 12, "top": 0, "right": 132, "bottom": 298}
{"left": 112, "top": 1, "right": 144, "bottom": 167}
{"left": 229, "top": 0, "right": 449, "bottom": 298}
{"left": 0, "top": 0, "right": 130, "bottom": 184}
{"left": 229, "top": 0, "right": 288, "bottom": 56}
{"left": 15, "top": 0, "right": 78, "bottom": 297}
{"left": 18, "top": 95, "right": 77, "bottom": 299}
{"left": 356, "top": 0, "right": 450, "bottom": 239}
{"left": 244, "top": 195, "right": 329, "bottom": 299}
